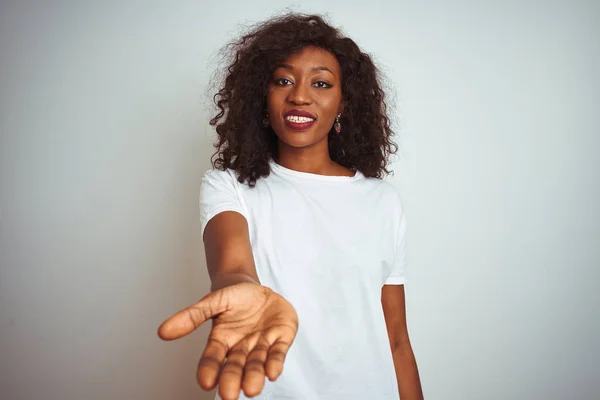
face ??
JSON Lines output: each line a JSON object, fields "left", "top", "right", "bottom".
{"left": 267, "top": 46, "right": 344, "bottom": 152}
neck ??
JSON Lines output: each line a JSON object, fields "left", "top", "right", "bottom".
{"left": 275, "top": 139, "right": 354, "bottom": 177}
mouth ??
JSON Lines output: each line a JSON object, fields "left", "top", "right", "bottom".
{"left": 283, "top": 109, "right": 316, "bottom": 131}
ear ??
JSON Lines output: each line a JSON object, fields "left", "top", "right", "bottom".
{"left": 337, "top": 100, "right": 346, "bottom": 114}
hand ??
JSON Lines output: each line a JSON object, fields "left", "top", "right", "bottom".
{"left": 158, "top": 282, "right": 298, "bottom": 400}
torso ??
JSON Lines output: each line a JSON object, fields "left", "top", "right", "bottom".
{"left": 212, "top": 160, "right": 404, "bottom": 398}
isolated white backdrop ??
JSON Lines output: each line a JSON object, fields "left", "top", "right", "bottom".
{"left": 1, "top": 1, "right": 598, "bottom": 399}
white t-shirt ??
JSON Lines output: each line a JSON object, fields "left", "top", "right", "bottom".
{"left": 201, "top": 160, "right": 407, "bottom": 399}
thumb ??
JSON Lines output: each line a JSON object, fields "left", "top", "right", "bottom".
{"left": 157, "top": 290, "right": 229, "bottom": 341}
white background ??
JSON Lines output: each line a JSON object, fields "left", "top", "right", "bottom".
{"left": 1, "top": 1, "right": 598, "bottom": 399}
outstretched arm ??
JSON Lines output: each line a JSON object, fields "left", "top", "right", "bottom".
{"left": 381, "top": 284, "right": 423, "bottom": 399}
{"left": 203, "top": 211, "right": 260, "bottom": 290}
{"left": 158, "top": 211, "right": 298, "bottom": 400}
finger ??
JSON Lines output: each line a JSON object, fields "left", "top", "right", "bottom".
{"left": 218, "top": 343, "right": 250, "bottom": 400}
{"left": 157, "top": 291, "right": 228, "bottom": 340}
{"left": 265, "top": 340, "right": 291, "bottom": 381}
{"left": 242, "top": 338, "right": 269, "bottom": 397}
{"left": 197, "top": 337, "right": 228, "bottom": 391}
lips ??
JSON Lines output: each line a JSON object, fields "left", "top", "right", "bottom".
{"left": 283, "top": 109, "right": 316, "bottom": 131}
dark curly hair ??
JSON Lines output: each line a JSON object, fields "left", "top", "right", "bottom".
{"left": 210, "top": 13, "right": 398, "bottom": 187}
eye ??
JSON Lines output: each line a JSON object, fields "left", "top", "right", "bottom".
{"left": 274, "top": 78, "right": 293, "bottom": 86}
{"left": 313, "top": 81, "right": 333, "bottom": 89}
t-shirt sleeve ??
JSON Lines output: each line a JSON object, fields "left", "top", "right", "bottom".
{"left": 199, "top": 168, "right": 249, "bottom": 237}
{"left": 384, "top": 197, "right": 407, "bottom": 285}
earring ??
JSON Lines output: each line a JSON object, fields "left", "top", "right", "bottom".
{"left": 262, "top": 109, "right": 269, "bottom": 127}
{"left": 334, "top": 113, "right": 342, "bottom": 134}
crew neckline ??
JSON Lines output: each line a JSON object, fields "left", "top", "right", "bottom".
{"left": 269, "top": 159, "right": 363, "bottom": 182}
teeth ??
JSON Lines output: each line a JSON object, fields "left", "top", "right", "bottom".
{"left": 286, "top": 115, "right": 315, "bottom": 123}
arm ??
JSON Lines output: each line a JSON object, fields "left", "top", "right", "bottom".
{"left": 159, "top": 210, "right": 298, "bottom": 399}
{"left": 381, "top": 284, "right": 423, "bottom": 400}
{"left": 203, "top": 211, "right": 261, "bottom": 290}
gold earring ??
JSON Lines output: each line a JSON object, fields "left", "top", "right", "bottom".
{"left": 334, "top": 113, "right": 342, "bottom": 134}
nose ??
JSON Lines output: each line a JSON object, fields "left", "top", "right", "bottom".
{"left": 286, "top": 82, "right": 312, "bottom": 105}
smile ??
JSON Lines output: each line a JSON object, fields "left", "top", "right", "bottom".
{"left": 284, "top": 117, "right": 316, "bottom": 131}
{"left": 283, "top": 109, "right": 316, "bottom": 131}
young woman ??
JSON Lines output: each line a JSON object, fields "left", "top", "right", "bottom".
{"left": 158, "top": 13, "right": 423, "bottom": 400}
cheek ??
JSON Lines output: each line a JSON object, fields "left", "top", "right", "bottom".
{"left": 317, "top": 90, "right": 342, "bottom": 110}
{"left": 267, "top": 89, "right": 284, "bottom": 112}
{"left": 318, "top": 97, "right": 342, "bottom": 123}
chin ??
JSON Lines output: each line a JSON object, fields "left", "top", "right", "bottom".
{"left": 282, "top": 137, "right": 318, "bottom": 149}
{"left": 276, "top": 129, "right": 327, "bottom": 149}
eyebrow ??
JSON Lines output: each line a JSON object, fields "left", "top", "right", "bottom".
{"left": 276, "top": 64, "right": 336, "bottom": 77}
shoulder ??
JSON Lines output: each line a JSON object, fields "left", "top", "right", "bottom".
{"left": 360, "top": 176, "right": 404, "bottom": 204}
{"left": 201, "top": 167, "right": 249, "bottom": 191}
{"left": 358, "top": 177, "right": 406, "bottom": 230}
{"left": 202, "top": 167, "right": 239, "bottom": 183}
{"left": 199, "top": 168, "right": 248, "bottom": 204}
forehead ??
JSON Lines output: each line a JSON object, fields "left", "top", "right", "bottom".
{"left": 278, "top": 46, "right": 341, "bottom": 75}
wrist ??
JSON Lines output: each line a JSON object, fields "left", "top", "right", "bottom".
{"left": 210, "top": 272, "right": 260, "bottom": 291}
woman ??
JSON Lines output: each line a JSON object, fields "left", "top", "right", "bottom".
{"left": 158, "top": 13, "right": 423, "bottom": 400}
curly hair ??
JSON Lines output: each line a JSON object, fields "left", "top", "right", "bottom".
{"left": 210, "top": 13, "right": 398, "bottom": 187}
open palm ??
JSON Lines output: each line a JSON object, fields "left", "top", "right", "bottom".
{"left": 158, "top": 282, "right": 298, "bottom": 400}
